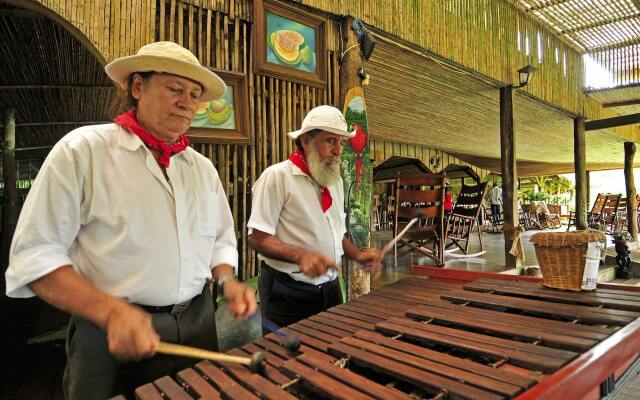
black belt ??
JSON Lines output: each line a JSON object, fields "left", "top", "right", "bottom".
{"left": 136, "top": 298, "right": 192, "bottom": 315}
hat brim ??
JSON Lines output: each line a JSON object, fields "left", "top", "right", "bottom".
{"left": 105, "top": 55, "right": 225, "bottom": 102}
{"left": 288, "top": 126, "right": 356, "bottom": 140}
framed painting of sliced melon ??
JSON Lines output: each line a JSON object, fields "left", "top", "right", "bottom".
{"left": 253, "top": 0, "right": 326, "bottom": 87}
{"left": 188, "top": 69, "right": 250, "bottom": 144}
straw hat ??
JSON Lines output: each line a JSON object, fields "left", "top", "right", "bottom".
{"left": 105, "top": 41, "right": 225, "bottom": 102}
{"left": 288, "top": 105, "right": 355, "bottom": 139}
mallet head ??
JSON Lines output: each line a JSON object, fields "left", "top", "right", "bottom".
{"left": 283, "top": 336, "right": 301, "bottom": 351}
{"left": 248, "top": 351, "right": 266, "bottom": 374}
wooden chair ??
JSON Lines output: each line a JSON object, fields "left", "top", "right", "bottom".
{"left": 544, "top": 204, "right": 562, "bottom": 228}
{"left": 394, "top": 173, "right": 446, "bottom": 267}
{"left": 445, "top": 182, "right": 487, "bottom": 254}
{"left": 567, "top": 193, "right": 608, "bottom": 231}
{"left": 600, "top": 194, "right": 621, "bottom": 233}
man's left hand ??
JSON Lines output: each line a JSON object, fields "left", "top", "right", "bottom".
{"left": 356, "top": 248, "right": 384, "bottom": 279}
{"left": 222, "top": 279, "right": 257, "bottom": 320}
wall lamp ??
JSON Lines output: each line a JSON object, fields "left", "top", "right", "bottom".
{"left": 514, "top": 65, "right": 537, "bottom": 88}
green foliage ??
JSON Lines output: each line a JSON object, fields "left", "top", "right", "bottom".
{"left": 612, "top": 230, "right": 632, "bottom": 241}
{"left": 526, "top": 191, "right": 549, "bottom": 201}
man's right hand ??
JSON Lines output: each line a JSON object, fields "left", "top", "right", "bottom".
{"left": 104, "top": 302, "right": 160, "bottom": 361}
{"left": 297, "top": 251, "right": 338, "bottom": 277}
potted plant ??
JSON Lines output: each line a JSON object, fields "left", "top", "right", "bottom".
{"left": 612, "top": 230, "right": 632, "bottom": 279}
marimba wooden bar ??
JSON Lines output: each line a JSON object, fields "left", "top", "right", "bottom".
{"left": 128, "top": 268, "right": 640, "bottom": 399}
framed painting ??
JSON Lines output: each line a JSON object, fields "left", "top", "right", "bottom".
{"left": 253, "top": 0, "right": 326, "bottom": 87}
{"left": 188, "top": 69, "right": 250, "bottom": 144}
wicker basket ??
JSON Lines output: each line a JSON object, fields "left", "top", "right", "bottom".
{"left": 530, "top": 231, "right": 606, "bottom": 291}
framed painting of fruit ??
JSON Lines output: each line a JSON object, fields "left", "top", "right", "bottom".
{"left": 188, "top": 69, "right": 250, "bottom": 144}
{"left": 253, "top": 0, "right": 326, "bottom": 87}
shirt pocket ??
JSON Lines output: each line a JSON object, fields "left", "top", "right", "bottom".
{"left": 197, "top": 192, "right": 218, "bottom": 238}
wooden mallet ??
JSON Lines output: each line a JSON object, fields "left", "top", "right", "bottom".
{"left": 156, "top": 341, "right": 266, "bottom": 374}
{"left": 381, "top": 212, "right": 424, "bottom": 255}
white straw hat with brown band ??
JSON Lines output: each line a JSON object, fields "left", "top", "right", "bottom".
{"left": 105, "top": 41, "right": 225, "bottom": 102}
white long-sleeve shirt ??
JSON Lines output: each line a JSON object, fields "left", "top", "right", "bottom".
{"left": 5, "top": 123, "right": 238, "bottom": 306}
{"left": 247, "top": 160, "right": 347, "bottom": 285}
{"left": 488, "top": 186, "right": 502, "bottom": 205}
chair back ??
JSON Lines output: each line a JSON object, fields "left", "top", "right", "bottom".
{"left": 394, "top": 173, "right": 447, "bottom": 265}
{"left": 602, "top": 194, "right": 621, "bottom": 215}
{"left": 451, "top": 182, "right": 487, "bottom": 218}
{"left": 394, "top": 173, "right": 446, "bottom": 235}
{"left": 591, "top": 193, "right": 608, "bottom": 214}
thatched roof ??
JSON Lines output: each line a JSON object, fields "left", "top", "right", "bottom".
{"left": 0, "top": 3, "right": 116, "bottom": 177}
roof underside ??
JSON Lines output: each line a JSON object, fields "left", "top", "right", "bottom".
{"left": 511, "top": 0, "right": 640, "bottom": 53}
{"left": 365, "top": 36, "right": 633, "bottom": 177}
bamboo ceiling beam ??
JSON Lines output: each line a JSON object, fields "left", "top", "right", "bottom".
{"left": 0, "top": 146, "right": 53, "bottom": 161}
{"left": 0, "top": 121, "right": 110, "bottom": 128}
{"left": 589, "top": 38, "right": 640, "bottom": 53}
{"left": 523, "top": 0, "right": 570, "bottom": 12}
{"left": 560, "top": 14, "right": 640, "bottom": 35}
{"left": 0, "top": 9, "right": 46, "bottom": 19}
{"left": 585, "top": 82, "right": 640, "bottom": 94}
{"left": 0, "top": 85, "right": 115, "bottom": 90}
{"left": 585, "top": 113, "right": 640, "bottom": 131}
{"left": 602, "top": 99, "right": 640, "bottom": 108}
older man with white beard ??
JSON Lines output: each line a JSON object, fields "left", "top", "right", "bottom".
{"left": 248, "top": 105, "right": 383, "bottom": 330}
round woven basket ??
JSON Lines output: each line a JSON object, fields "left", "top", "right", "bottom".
{"left": 530, "top": 230, "right": 606, "bottom": 291}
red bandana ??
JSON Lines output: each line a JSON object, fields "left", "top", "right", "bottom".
{"left": 288, "top": 149, "right": 333, "bottom": 213}
{"left": 114, "top": 110, "right": 190, "bottom": 168}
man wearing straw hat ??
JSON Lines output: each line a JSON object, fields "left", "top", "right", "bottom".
{"left": 5, "top": 41, "right": 256, "bottom": 398}
{"left": 248, "top": 105, "right": 383, "bottom": 331}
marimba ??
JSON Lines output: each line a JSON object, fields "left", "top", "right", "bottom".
{"left": 128, "top": 269, "right": 640, "bottom": 400}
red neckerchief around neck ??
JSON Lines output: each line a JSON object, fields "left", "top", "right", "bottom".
{"left": 114, "top": 110, "right": 190, "bottom": 168}
{"left": 288, "top": 149, "right": 333, "bottom": 213}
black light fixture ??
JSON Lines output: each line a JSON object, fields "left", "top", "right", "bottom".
{"left": 514, "top": 65, "right": 537, "bottom": 88}
{"left": 352, "top": 19, "right": 376, "bottom": 60}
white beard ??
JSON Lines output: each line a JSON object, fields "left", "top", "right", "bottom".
{"left": 306, "top": 146, "right": 341, "bottom": 187}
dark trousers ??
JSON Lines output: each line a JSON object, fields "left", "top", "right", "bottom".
{"left": 491, "top": 204, "right": 501, "bottom": 220}
{"left": 63, "top": 284, "right": 217, "bottom": 400}
{"left": 258, "top": 262, "right": 342, "bottom": 333}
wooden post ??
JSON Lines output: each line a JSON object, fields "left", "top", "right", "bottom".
{"left": 574, "top": 117, "right": 588, "bottom": 230}
{"left": 2, "top": 107, "right": 17, "bottom": 278}
{"left": 586, "top": 170, "right": 591, "bottom": 208}
{"left": 339, "top": 18, "right": 361, "bottom": 109}
{"left": 339, "top": 17, "right": 368, "bottom": 299}
{"left": 499, "top": 85, "right": 518, "bottom": 268}
{"left": 624, "top": 142, "right": 638, "bottom": 241}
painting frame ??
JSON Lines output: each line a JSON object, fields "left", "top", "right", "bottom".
{"left": 253, "top": 0, "right": 327, "bottom": 87}
{"left": 187, "top": 69, "right": 250, "bottom": 144}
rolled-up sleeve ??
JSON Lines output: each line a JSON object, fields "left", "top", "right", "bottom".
{"left": 5, "top": 142, "right": 83, "bottom": 298}
{"left": 247, "top": 167, "right": 284, "bottom": 236}
{"left": 210, "top": 174, "right": 239, "bottom": 274}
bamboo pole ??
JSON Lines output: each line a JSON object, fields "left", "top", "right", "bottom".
{"left": 2, "top": 107, "right": 17, "bottom": 275}
{"left": 574, "top": 117, "right": 588, "bottom": 230}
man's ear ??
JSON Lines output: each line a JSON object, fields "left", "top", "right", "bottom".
{"left": 300, "top": 134, "right": 311, "bottom": 151}
{"left": 130, "top": 74, "right": 144, "bottom": 100}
